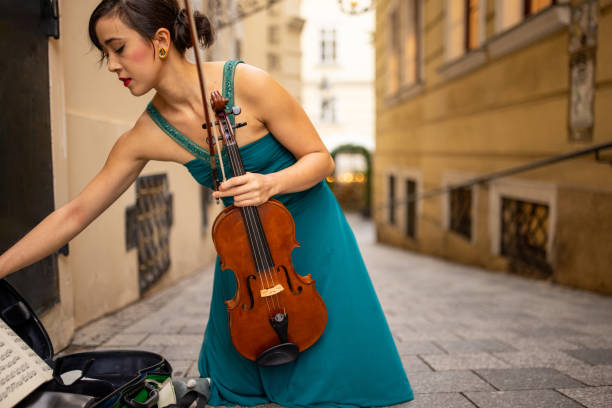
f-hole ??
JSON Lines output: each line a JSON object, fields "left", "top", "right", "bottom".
{"left": 278, "top": 265, "right": 302, "bottom": 295}
{"left": 243, "top": 275, "right": 257, "bottom": 310}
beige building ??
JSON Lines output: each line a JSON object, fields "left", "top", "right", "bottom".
{"left": 0, "top": 0, "right": 246, "bottom": 351}
{"left": 374, "top": 0, "right": 612, "bottom": 294}
{"left": 238, "top": 0, "right": 304, "bottom": 100}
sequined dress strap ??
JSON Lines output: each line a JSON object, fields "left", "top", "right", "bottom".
{"left": 146, "top": 102, "right": 210, "bottom": 162}
{"left": 222, "top": 59, "right": 244, "bottom": 127}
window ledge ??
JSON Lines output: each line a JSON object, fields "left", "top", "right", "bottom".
{"left": 438, "top": 49, "right": 486, "bottom": 81}
{"left": 488, "top": 4, "right": 570, "bottom": 59}
{"left": 384, "top": 82, "right": 424, "bottom": 105}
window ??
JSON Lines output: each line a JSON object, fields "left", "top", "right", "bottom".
{"left": 320, "top": 29, "right": 336, "bottom": 63}
{"left": 405, "top": 179, "right": 417, "bottom": 238}
{"left": 466, "top": 0, "right": 480, "bottom": 50}
{"left": 320, "top": 97, "right": 336, "bottom": 123}
{"left": 497, "top": 0, "right": 557, "bottom": 32}
{"left": 388, "top": 175, "right": 396, "bottom": 225}
{"left": 449, "top": 186, "right": 473, "bottom": 240}
{"left": 446, "top": 0, "right": 483, "bottom": 61}
{"left": 501, "top": 197, "right": 552, "bottom": 277}
{"left": 267, "top": 53, "right": 280, "bottom": 71}
{"left": 525, "top": 0, "right": 557, "bottom": 16}
{"left": 201, "top": 186, "right": 212, "bottom": 233}
{"left": 387, "top": 0, "right": 422, "bottom": 95}
{"left": 126, "top": 174, "right": 173, "bottom": 294}
{"left": 268, "top": 25, "right": 280, "bottom": 45}
{"left": 235, "top": 39, "right": 241, "bottom": 59}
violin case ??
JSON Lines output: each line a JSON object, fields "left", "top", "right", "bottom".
{"left": 0, "top": 279, "right": 174, "bottom": 408}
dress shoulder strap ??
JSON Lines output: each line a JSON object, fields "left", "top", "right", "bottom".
{"left": 222, "top": 59, "right": 244, "bottom": 126}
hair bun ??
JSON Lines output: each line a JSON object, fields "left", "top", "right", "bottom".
{"left": 173, "top": 8, "right": 215, "bottom": 53}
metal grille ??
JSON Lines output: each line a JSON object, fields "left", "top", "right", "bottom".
{"left": 501, "top": 197, "right": 552, "bottom": 278}
{"left": 127, "top": 174, "right": 173, "bottom": 294}
{"left": 201, "top": 186, "right": 212, "bottom": 233}
{"left": 450, "top": 187, "right": 472, "bottom": 240}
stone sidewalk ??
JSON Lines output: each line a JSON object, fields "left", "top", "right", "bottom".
{"left": 63, "top": 214, "right": 612, "bottom": 408}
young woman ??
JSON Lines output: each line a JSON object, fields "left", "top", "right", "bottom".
{"left": 0, "top": 0, "right": 413, "bottom": 406}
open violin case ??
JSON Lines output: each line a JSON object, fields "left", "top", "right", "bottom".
{"left": 0, "top": 279, "right": 207, "bottom": 408}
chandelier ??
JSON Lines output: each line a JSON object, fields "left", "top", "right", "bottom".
{"left": 337, "top": 0, "right": 375, "bottom": 15}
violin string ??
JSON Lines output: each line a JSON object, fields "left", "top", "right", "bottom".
{"left": 245, "top": 207, "right": 282, "bottom": 313}
{"left": 223, "top": 132, "right": 279, "bottom": 313}
{"left": 218, "top": 125, "right": 272, "bottom": 314}
{"left": 248, "top": 209, "right": 283, "bottom": 312}
{"left": 223, "top": 134, "right": 283, "bottom": 314}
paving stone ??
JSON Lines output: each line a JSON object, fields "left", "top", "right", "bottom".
{"left": 396, "top": 341, "right": 445, "bottom": 355}
{"left": 409, "top": 371, "right": 494, "bottom": 393}
{"left": 558, "top": 386, "right": 612, "bottom": 408}
{"left": 567, "top": 336, "right": 612, "bottom": 349}
{"left": 475, "top": 368, "right": 585, "bottom": 390}
{"left": 400, "top": 356, "right": 433, "bottom": 373}
{"left": 167, "top": 359, "right": 194, "bottom": 377}
{"left": 494, "top": 336, "right": 582, "bottom": 351}
{"left": 180, "top": 324, "right": 207, "bottom": 334}
{"left": 464, "top": 390, "right": 584, "bottom": 408}
{"left": 141, "top": 334, "right": 203, "bottom": 346}
{"left": 435, "top": 339, "right": 515, "bottom": 354}
{"left": 560, "top": 365, "right": 612, "bottom": 386}
{"left": 565, "top": 349, "right": 612, "bottom": 366}
{"left": 511, "top": 326, "right": 587, "bottom": 338}
{"left": 103, "top": 333, "right": 148, "bottom": 346}
{"left": 421, "top": 353, "right": 510, "bottom": 371}
{"left": 391, "top": 393, "right": 474, "bottom": 407}
{"left": 493, "top": 351, "right": 587, "bottom": 371}
{"left": 187, "top": 362, "right": 202, "bottom": 377}
{"left": 64, "top": 216, "right": 612, "bottom": 407}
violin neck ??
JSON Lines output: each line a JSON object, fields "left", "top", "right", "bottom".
{"left": 219, "top": 113, "right": 274, "bottom": 272}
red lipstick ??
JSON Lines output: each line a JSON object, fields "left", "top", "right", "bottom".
{"left": 119, "top": 77, "right": 132, "bottom": 87}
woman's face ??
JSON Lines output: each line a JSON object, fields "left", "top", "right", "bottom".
{"left": 95, "top": 15, "right": 161, "bottom": 96}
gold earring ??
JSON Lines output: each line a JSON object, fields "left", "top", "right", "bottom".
{"left": 159, "top": 47, "right": 167, "bottom": 59}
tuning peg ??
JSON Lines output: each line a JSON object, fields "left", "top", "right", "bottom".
{"left": 231, "top": 106, "right": 241, "bottom": 115}
{"left": 233, "top": 122, "right": 247, "bottom": 130}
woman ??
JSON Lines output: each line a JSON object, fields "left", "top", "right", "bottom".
{"left": 0, "top": 0, "right": 414, "bottom": 406}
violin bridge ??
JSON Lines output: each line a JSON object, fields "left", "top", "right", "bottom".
{"left": 260, "top": 284, "right": 284, "bottom": 298}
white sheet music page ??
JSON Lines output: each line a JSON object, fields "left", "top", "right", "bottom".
{"left": 0, "top": 318, "right": 53, "bottom": 407}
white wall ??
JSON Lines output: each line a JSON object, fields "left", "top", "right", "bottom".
{"left": 300, "top": 0, "right": 375, "bottom": 152}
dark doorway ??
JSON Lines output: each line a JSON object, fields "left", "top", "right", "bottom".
{"left": 0, "top": 1, "right": 60, "bottom": 314}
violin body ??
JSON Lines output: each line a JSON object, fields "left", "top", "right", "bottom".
{"left": 212, "top": 199, "right": 327, "bottom": 363}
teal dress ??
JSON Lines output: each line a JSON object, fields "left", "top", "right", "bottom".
{"left": 146, "top": 60, "right": 413, "bottom": 408}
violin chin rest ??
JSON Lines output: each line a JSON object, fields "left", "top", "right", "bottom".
{"left": 255, "top": 343, "right": 299, "bottom": 366}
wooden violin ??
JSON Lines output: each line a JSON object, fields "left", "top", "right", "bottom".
{"left": 182, "top": 0, "right": 326, "bottom": 366}
{"left": 209, "top": 91, "right": 327, "bottom": 366}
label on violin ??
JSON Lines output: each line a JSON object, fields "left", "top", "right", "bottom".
{"left": 260, "top": 284, "right": 284, "bottom": 298}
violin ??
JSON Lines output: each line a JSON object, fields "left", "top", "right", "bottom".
{"left": 209, "top": 91, "right": 327, "bottom": 366}
{"left": 183, "top": 0, "right": 327, "bottom": 366}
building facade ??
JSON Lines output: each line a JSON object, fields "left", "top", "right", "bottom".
{"left": 300, "top": 0, "right": 375, "bottom": 152}
{"left": 375, "top": 0, "right": 612, "bottom": 294}
{"left": 0, "top": 0, "right": 242, "bottom": 350}
{"left": 235, "top": 0, "right": 304, "bottom": 100}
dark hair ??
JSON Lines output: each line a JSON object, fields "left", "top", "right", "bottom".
{"left": 88, "top": 0, "right": 214, "bottom": 59}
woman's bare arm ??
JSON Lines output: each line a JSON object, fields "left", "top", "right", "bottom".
{"left": 213, "top": 65, "right": 334, "bottom": 206}
{"left": 0, "top": 131, "right": 148, "bottom": 279}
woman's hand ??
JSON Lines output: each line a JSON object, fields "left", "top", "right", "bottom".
{"left": 213, "top": 172, "right": 278, "bottom": 207}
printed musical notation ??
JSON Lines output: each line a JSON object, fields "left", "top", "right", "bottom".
{"left": 0, "top": 319, "right": 52, "bottom": 408}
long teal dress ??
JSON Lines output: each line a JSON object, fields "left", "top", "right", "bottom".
{"left": 146, "top": 60, "right": 413, "bottom": 408}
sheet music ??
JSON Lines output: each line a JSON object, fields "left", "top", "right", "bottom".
{"left": 0, "top": 319, "right": 53, "bottom": 408}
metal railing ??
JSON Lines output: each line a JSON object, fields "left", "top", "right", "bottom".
{"left": 381, "top": 140, "right": 612, "bottom": 208}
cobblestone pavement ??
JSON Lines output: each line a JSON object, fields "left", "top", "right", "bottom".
{"left": 63, "top": 214, "right": 612, "bottom": 408}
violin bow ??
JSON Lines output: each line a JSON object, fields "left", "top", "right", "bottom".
{"left": 183, "top": 0, "right": 227, "bottom": 194}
